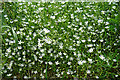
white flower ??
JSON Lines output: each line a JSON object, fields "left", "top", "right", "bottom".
{"left": 58, "top": 52, "right": 62, "bottom": 55}
{"left": 70, "top": 57, "right": 73, "bottom": 61}
{"left": 105, "top": 26, "right": 109, "bottom": 29}
{"left": 43, "top": 28, "right": 50, "bottom": 34}
{"left": 113, "top": 59, "right": 117, "bottom": 62}
{"left": 12, "top": 53, "right": 15, "bottom": 55}
{"left": 4, "top": 15, "right": 7, "bottom": 17}
{"left": 78, "top": 60, "right": 83, "bottom": 65}
{"left": 67, "top": 62, "right": 71, "bottom": 65}
{"left": 50, "top": 16, "right": 55, "bottom": 19}
{"left": 96, "top": 76, "right": 99, "bottom": 79}
{"left": 99, "top": 55, "right": 105, "bottom": 60}
{"left": 88, "top": 48, "right": 94, "bottom": 53}
{"left": 81, "top": 40, "right": 86, "bottom": 43}
{"left": 44, "top": 69, "right": 46, "bottom": 73}
{"left": 92, "top": 40, "right": 96, "bottom": 42}
{"left": 34, "top": 71, "right": 37, "bottom": 74}
{"left": 88, "top": 26, "right": 92, "bottom": 30}
{"left": 115, "top": 75, "right": 118, "bottom": 77}
{"left": 7, "top": 74, "right": 12, "bottom": 76}
{"left": 55, "top": 61, "right": 59, "bottom": 65}
{"left": 98, "top": 19, "right": 103, "bottom": 23}
{"left": 101, "top": 11, "right": 105, "bottom": 14}
{"left": 38, "top": 7, "right": 44, "bottom": 11}
{"left": 82, "top": 60, "right": 86, "bottom": 63}
{"left": 88, "top": 58, "right": 93, "bottom": 63}
{"left": 44, "top": 37, "right": 52, "bottom": 44}
{"left": 71, "top": 14, "right": 74, "bottom": 19}
{"left": 68, "top": 25, "right": 71, "bottom": 28}
{"left": 100, "top": 40, "right": 103, "bottom": 42}
{"left": 86, "top": 70, "right": 91, "bottom": 74}
{"left": 48, "top": 61, "right": 53, "bottom": 65}
{"left": 112, "top": 6, "right": 116, "bottom": 9}
{"left": 87, "top": 44, "right": 93, "bottom": 47}
{"left": 24, "top": 76, "right": 28, "bottom": 79}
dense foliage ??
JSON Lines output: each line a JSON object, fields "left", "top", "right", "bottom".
{"left": 2, "top": 2, "right": 120, "bottom": 79}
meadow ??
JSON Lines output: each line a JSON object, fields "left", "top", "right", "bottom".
{"left": 1, "top": 1, "right": 120, "bottom": 79}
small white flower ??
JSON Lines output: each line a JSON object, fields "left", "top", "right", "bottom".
{"left": 100, "top": 39, "right": 103, "bottom": 42}
{"left": 4, "top": 15, "right": 7, "bottom": 17}
{"left": 81, "top": 40, "right": 86, "bottom": 43}
{"left": 98, "top": 19, "right": 103, "bottom": 23}
{"left": 92, "top": 40, "right": 96, "bottom": 42}
{"left": 105, "top": 26, "right": 109, "bottom": 29}
{"left": 112, "top": 6, "right": 116, "bottom": 9}
{"left": 12, "top": 53, "right": 15, "bottom": 55}
{"left": 55, "top": 61, "right": 59, "bottom": 65}
{"left": 101, "top": 11, "right": 105, "bottom": 14}
{"left": 87, "top": 44, "right": 93, "bottom": 47}
{"left": 96, "top": 76, "right": 99, "bottom": 79}
{"left": 38, "top": 7, "right": 44, "bottom": 11}
{"left": 48, "top": 61, "right": 53, "bottom": 65}
{"left": 44, "top": 37, "right": 52, "bottom": 44}
{"left": 86, "top": 70, "right": 91, "bottom": 74}
{"left": 99, "top": 55, "right": 105, "bottom": 60}
{"left": 88, "top": 48, "right": 94, "bottom": 53}
{"left": 78, "top": 60, "right": 83, "bottom": 65}
{"left": 50, "top": 16, "right": 55, "bottom": 19}
{"left": 70, "top": 57, "right": 73, "bottom": 61}
{"left": 68, "top": 25, "right": 71, "bottom": 28}
{"left": 88, "top": 58, "right": 93, "bottom": 63}
{"left": 34, "top": 71, "right": 37, "bottom": 74}
{"left": 67, "top": 62, "right": 71, "bottom": 65}
{"left": 7, "top": 74, "right": 12, "bottom": 76}
{"left": 71, "top": 14, "right": 74, "bottom": 19}
{"left": 113, "top": 59, "right": 117, "bottom": 62}
{"left": 115, "top": 75, "right": 118, "bottom": 77}
{"left": 82, "top": 60, "right": 86, "bottom": 63}
{"left": 43, "top": 28, "right": 50, "bottom": 34}
{"left": 24, "top": 76, "right": 28, "bottom": 79}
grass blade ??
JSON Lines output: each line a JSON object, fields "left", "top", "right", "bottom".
{"left": 11, "top": 27, "right": 18, "bottom": 46}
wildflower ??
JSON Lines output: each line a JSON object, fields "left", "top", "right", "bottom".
{"left": 81, "top": 40, "right": 86, "bottom": 43}
{"left": 98, "top": 19, "right": 103, "bottom": 23}
{"left": 67, "top": 62, "right": 71, "bottom": 65}
{"left": 113, "top": 59, "right": 117, "bottom": 62}
{"left": 7, "top": 74, "right": 12, "bottom": 76}
{"left": 55, "top": 61, "right": 59, "bottom": 65}
{"left": 43, "top": 28, "right": 50, "bottom": 34}
{"left": 86, "top": 70, "right": 91, "bottom": 74}
{"left": 78, "top": 60, "right": 83, "bottom": 65}
{"left": 115, "top": 75, "right": 118, "bottom": 77}
{"left": 96, "top": 76, "right": 99, "bottom": 79}
{"left": 44, "top": 37, "right": 52, "bottom": 44}
{"left": 88, "top": 48, "right": 94, "bottom": 53}
{"left": 24, "top": 76, "right": 28, "bottom": 79}
{"left": 99, "top": 55, "right": 105, "bottom": 60}
{"left": 87, "top": 44, "right": 93, "bottom": 47}
{"left": 48, "top": 61, "right": 53, "bottom": 65}
{"left": 92, "top": 40, "right": 96, "bottom": 42}
{"left": 50, "top": 16, "right": 55, "bottom": 19}
{"left": 101, "top": 11, "right": 105, "bottom": 14}
{"left": 88, "top": 58, "right": 93, "bottom": 63}
{"left": 34, "top": 71, "right": 37, "bottom": 74}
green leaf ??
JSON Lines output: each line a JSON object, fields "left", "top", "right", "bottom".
{"left": 11, "top": 27, "right": 18, "bottom": 46}
{"left": 2, "top": 26, "right": 11, "bottom": 29}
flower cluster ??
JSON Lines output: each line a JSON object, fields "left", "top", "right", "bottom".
{"left": 2, "top": 2, "right": 120, "bottom": 79}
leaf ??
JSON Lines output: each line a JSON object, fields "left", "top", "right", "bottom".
{"left": 11, "top": 27, "right": 18, "bottom": 46}
{"left": 2, "top": 26, "right": 11, "bottom": 29}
